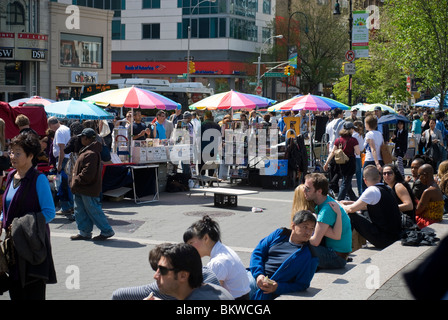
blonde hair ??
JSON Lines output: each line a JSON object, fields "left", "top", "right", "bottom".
{"left": 291, "top": 184, "right": 315, "bottom": 221}
{"left": 438, "top": 160, "right": 448, "bottom": 195}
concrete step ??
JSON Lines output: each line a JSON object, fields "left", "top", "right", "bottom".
{"left": 278, "top": 218, "right": 448, "bottom": 300}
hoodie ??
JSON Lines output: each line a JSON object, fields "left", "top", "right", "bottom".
{"left": 70, "top": 140, "right": 103, "bottom": 197}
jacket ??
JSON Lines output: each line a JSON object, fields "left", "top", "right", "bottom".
{"left": 70, "top": 140, "right": 102, "bottom": 197}
{"left": 248, "top": 228, "right": 319, "bottom": 300}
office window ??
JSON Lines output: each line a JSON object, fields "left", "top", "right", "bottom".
{"left": 7, "top": 1, "right": 25, "bottom": 25}
{"left": 177, "top": 18, "right": 226, "bottom": 39}
{"left": 142, "top": 24, "right": 161, "bottom": 39}
{"left": 143, "top": 0, "right": 161, "bottom": 8}
{"left": 262, "top": 0, "right": 271, "bottom": 14}
{"left": 112, "top": 20, "right": 125, "bottom": 40}
{"left": 179, "top": 0, "right": 220, "bottom": 15}
{"left": 230, "top": 18, "right": 257, "bottom": 41}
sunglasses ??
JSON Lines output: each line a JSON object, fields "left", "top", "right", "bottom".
{"left": 156, "top": 265, "right": 176, "bottom": 276}
{"left": 383, "top": 171, "right": 394, "bottom": 176}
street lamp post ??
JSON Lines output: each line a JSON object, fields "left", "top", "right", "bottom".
{"left": 286, "top": 11, "right": 308, "bottom": 99}
{"left": 257, "top": 34, "right": 283, "bottom": 92}
{"left": 187, "top": 0, "right": 216, "bottom": 82}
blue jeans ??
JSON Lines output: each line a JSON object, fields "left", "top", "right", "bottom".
{"left": 311, "top": 245, "right": 347, "bottom": 269}
{"left": 58, "top": 157, "right": 74, "bottom": 211}
{"left": 337, "top": 173, "right": 354, "bottom": 201}
{"left": 355, "top": 157, "right": 363, "bottom": 195}
{"left": 74, "top": 194, "right": 114, "bottom": 238}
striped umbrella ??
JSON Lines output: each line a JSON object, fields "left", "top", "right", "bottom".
{"left": 83, "top": 86, "right": 180, "bottom": 110}
{"left": 189, "top": 90, "right": 276, "bottom": 110}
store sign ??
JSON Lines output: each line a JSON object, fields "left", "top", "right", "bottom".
{"left": 352, "top": 11, "right": 369, "bottom": 58}
{"left": 0, "top": 32, "right": 48, "bottom": 61}
{"left": 0, "top": 48, "right": 14, "bottom": 58}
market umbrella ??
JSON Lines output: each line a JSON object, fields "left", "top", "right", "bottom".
{"left": 377, "top": 114, "right": 410, "bottom": 125}
{"left": 44, "top": 99, "right": 114, "bottom": 120}
{"left": 9, "top": 96, "right": 55, "bottom": 107}
{"left": 415, "top": 99, "right": 440, "bottom": 108}
{"left": 188, "top": 90, "right": 276, "bottom": 110}
{"left": 356, "top": 103, "right": 396, "bottom": 114}
{"left": 83, "top": 86, "right": 181, "bottom": 110}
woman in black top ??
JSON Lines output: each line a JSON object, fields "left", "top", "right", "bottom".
{"left": 382, "top": 164, "right": 416, "bottom": 223}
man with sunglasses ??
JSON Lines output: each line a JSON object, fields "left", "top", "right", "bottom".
{"left": 340, "top": 165, "right": 402, "bottom": 249}
{"left": 147, "top": 243, "right": 233, "bottom": 300}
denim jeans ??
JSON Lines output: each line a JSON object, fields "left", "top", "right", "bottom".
{"left": 337, "top": 174, "right": 355, "bottom": 201}
{"left": 355, "top": 157, "right": 363, "bottom": 195}
{"left": 74, "top": 194, "right": 114, "bottom": 238}
{"left": 311, "top": 245, "right": 347, "bottom": 269}
{"left": 58, "top": 157, "right": 74, "bottom": 211}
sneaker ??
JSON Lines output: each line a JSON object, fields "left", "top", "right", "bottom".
{"left": 70, "top": 234, "right": 91, "bottom": 241}
{"left": 92, "top": 233, "right": 114, "bottom": 241}
{"left": 56, "top": 208, "right": 74, "bottom": 215}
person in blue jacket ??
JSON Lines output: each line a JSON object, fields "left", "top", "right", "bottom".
{"left": 247, "top": 210, "right": 319, "bottom": 300}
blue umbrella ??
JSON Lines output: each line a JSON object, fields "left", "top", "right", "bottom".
{"left": 377, "top": 114, "right": 410, "bottom": 125}
{"left": 45, "top": 99, "right": 114, "bottom": 120}
{"left": 415, "top": 99, "right": 440, "bottom": 108}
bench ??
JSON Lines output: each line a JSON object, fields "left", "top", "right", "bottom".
{"left": 189, "top": 187, "right": 258, "bottom": 207}
{"left": 276, "top": 218, "right": 448, "bottom": 300}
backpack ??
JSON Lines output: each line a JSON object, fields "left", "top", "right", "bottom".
{"left": 334, "top": 140, "right": 349, "bottom": 164}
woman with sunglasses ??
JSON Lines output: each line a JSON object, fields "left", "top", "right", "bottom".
{"left": 183, "top": 215, "right": 250, "bottom": 300}
{"left": 382, "top": 164, "right": 416, "bottom": 224}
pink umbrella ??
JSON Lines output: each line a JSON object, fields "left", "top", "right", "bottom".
{"left": 83, "top": 86, "right": 180, "bottom": 110}
{"left": 278, "top": 94, "right": 332, "bottom": 111}
{"left": 9, "top": 96, "right": 55, "bottom": 107}
{"left": 189, "top": 90, "right": 276, "bottom": 110}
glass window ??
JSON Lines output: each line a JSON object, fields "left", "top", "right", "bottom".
{"left": 142, "top": 24, "right": 160, "bottom": 39}
{"left": 5, "top": 62, "right": 24, "bottom": 85}
{"left": 262, "top": 0, "right": 271, "bottom": 14}
{"left": 60, "top": 33, "right": 103, "bottom": 69}
{"left": 230, "top": 18, "right": 257, "bottom": 41}
{"left": 7, "top": 1, "right": 25, "bottom": 25}
{"left": 143, "top": 0, "right": 161, "bottom": 8}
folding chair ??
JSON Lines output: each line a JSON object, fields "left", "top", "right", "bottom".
{"left": 189, "top": 161, "right": 220, "bottom": 196}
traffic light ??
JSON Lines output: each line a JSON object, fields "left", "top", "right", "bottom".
{"left": 284, "top": 66, "right": 295, "bottom": 76}
{"left": 189, "top": 61, "right": 196, "bottom": 74}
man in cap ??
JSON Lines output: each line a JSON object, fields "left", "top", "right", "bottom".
{"left": 70, "top": 128, "right": 115, "bottom": 241}
{"left": 345, "top": 107, "right": 359, "bottom": 123}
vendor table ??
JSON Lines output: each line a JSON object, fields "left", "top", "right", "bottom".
{"left": 191, "top": 187, "right": 258, "bottom": 207}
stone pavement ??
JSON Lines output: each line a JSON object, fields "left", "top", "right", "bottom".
{"left": 1, "top": 172, "right": 445, "bottom": 301}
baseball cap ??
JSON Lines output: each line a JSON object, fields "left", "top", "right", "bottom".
{"left": 344, "top": 122, "right": 355, "bottom": 130}
{"left": 183, "top": 111, "right": 192, "bottom": 118}
{"left": 78, "top": 128, "right": 97, "bottom": 138}
{"left": 374, "top": 106, "right": 382, "bottom": 111}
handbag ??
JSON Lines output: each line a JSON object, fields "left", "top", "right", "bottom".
{"left": 334, "top": 141, "right": 349, "bottom": 164}
{"left": 380, "top": 143, "right": 393, "bottom": 164}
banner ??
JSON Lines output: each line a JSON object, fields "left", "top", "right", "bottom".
{"left": 352, "top": 11, "right": 369, "bottom": 58}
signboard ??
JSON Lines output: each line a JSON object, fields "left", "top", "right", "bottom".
{"left": 345, "top": 50, "right": 355, "bottom": 62}
{"left": 255, "top": 86, "right": 262, "bottom": 95}
{"left": 344, "top": 63, "right": 356, "bottom": 75}
{"left": 352, "top": 11, "right": 369, "bottom": 58}
{"left": 0, "top": 32, "right": 48, "bottom": 61}
{"left": 288, "top": 45, "right": 298, "bottom": 69}
{"left": 265, "top": 72, "right": 287, "bottom": 78}
{"left": 71, "top": 71, "right": 98, "bottom": 84}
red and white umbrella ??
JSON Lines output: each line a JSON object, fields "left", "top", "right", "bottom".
{"left": 189, "top": 90, "right": 276, "bottom": 110}
{"left": 83, "top": 86, "right": 180, "bottom": 110}
{"left": 9, "top": 96, "right": 55, "bottom": 107}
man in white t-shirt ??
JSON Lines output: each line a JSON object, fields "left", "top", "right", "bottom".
{"left": 340, "top": 165, "right": 402, "bottom": 249}
{"left": 48, "top": 116, "right": 74, "bottom": 214}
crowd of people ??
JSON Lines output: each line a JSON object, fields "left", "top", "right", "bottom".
{"left": 1, "top": 104, "right": 448, "bottom": 300}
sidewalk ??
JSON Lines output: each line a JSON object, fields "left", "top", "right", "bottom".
{"left": 1, "top": 173, "right": 446, "bottom": 300}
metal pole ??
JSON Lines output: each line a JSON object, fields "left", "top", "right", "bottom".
{"left": 257, "top": 35, "right": 283, "bottom": 87}
{"left": 348, "top": 0, "right": 353, "bottom": 106}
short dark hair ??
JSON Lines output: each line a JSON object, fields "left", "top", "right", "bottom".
{"left": 155, "top": 243, "right": 203, "bottom": 289}
{"left": 304, "top": 173, "right": 329, "bottom": 196}
{"left": 292, "top": 210, "right": 317, "bottom": 225}
{"left": 9, "top": 132, "right": 41, "bottom": 159}
{"left": 183, "top": 215, "right": 221, "bottom": 243}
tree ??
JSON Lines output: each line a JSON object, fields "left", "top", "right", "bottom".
{"left": 380, "top": 0, "right": 448, "bottom": 108}
{"left": 275, "top": 3, "right": 348, "bottom": 94}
